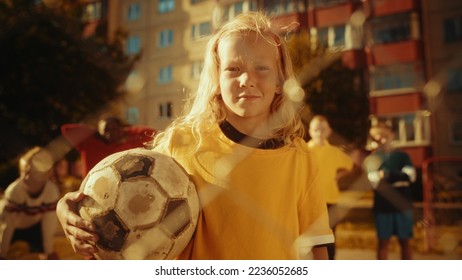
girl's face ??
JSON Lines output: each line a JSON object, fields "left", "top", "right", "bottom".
{"left": 370, "top": 126, "right": 394, "bottom": 147}
{"left": 217, "top": 33, "right": 281, "bottom": 127}
{"left": 98, "top": 119, "right": 124, "bottom": 143}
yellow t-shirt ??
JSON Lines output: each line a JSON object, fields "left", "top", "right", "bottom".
{"left": 155, "top": 124, "right": 333, "bottom": 259}
{"left": 307, "top": 141, "right": 354, "bottom": 204}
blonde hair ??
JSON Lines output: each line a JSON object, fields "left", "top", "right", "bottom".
{"left": 153, "top": 11, "right": 305, "bottom": 150}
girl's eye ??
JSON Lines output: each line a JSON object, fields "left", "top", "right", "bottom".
{"left": 225, "top": 67, "right": 240, "bottom": 72}
{"left": 256, "top": 66, "right": 269, "bottom": 71}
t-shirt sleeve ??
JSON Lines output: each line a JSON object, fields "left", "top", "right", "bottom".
{"left": 61, "top": 123, "right": 96, "bottom": 150}
{"left": 125, "top": 126, "right": 156, "bottom": 147}
{"left": 296, "top": 167, "right": 334, "bottom": 251}
{"left": 335, "top": 147, "right": 354, "bottom": 171}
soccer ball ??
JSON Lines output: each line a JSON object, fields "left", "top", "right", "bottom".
{"left": 78, "top": 148, "right": 200, "bottom": 260}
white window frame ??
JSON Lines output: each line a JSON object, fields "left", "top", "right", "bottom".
{"left": 264, "top": 0, "right": 301, "bottom": 15}
{"left": 84, "top": 1, "right": 102, "bottom": 21}
{"left": 370, "top": 62, "right": 424, "bottom": 95}
{"left": 128, "top": 2, "right": 141, "bottom": 21}
{"left": 368, "top": 111, "right": 432, "bottom": 149}
{"left": 158, "top": 65, "right": 173, "bottom": 84}
{"left": 191, "top": 60, "right": 204, "bottom": 79}
{"left": 158, "top": 29, "right": 174, "bottom": 48}
{"left": 221, "top": 1, "right": 257, "bottom": 22}
{"left": 159, "top": 0, "right": 175, "bottom": 14}
{"left": 126, "top": 107, "right": 140, "bottom": 125}
{"left": 159, "top": 102, "right": 173, "bottom": 119}
{"left": 316, "top": 24, "right": 346, "bottom": 50}
{"left": 368, "top": 12, "right": 420, "bottom": 45}
{"left": 443, "top": 16, "right": 462, "bottom": 43}
{"left": 447, "top": 68, "right": 462, "bottom": 93}
{"left": 126, "top": 35, "right": 141, "bottom": 55}
{"left": 191, "top": 21, "right": 212, "bottom": 40}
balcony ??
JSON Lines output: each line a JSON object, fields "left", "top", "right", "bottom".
{"left": 369, "top": 91, "right": 423, "bottom": 115}
{"left": 342, "top": 49, "right": 367, "bottom": 69}
{"left": 314, "top": 2, "right": 358, "bottom": 27}
{"left": 370, "top": 0, "right": 419, "bottom": 17}
{"left": 367, "top": 40, "right": 422, "bottom": 66}
{"left": 272, "top": 12, "right": 308, "bottom": 31}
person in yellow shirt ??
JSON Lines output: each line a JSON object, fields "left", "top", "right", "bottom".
{"left": 307, "top": 115, "right": 355, "bottom": 259}
{"left": 55, "top": 12, "right": 333, "bottom": 260}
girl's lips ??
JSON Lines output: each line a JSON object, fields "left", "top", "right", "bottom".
{"left": 238, "top": 94, "right": 260, "bottom": 100}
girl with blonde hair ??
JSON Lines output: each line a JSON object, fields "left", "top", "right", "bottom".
{"left": 56, "top": 11, "right": 333, "bottom": 260}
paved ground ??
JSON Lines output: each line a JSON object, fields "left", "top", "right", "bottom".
{"left": 334, "top": 190, "right": 462, "bottom": 260}
{"left": 336, "top": 248, "right": 460, "bottom": 260}
{"left": 4, "top": 189, "right": 460, "bottom": 260}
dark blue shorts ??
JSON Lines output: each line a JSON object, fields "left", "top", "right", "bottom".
{"left": 12, "top": 221, "right": 44, "bottom": 253}
{"left": 374, "top": 211, "right": 413, "bottom": 240}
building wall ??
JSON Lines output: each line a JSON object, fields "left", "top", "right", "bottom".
{"left": 105, "top": 0, "right": 462, "bottom": 162}
{"left": 421, "top": 0, "right": 462, "bottom": 157}
{"left": 107, "top": 0, "right": 215, "bottom": 130}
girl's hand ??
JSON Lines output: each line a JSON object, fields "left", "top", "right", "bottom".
{"left": 57, "top": 191, "right": 98, "bottom": 259}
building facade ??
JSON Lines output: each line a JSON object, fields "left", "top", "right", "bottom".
{"left": 96, "top": 0, "right": 461, "bottom": 176}
{"left": 103, "top": 0, "right": 215, "bottom": 130}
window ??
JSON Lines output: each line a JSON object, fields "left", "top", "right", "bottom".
{"left": 316, "top": 25, "right": 346, "bottom": 48}
{"left": 444, "top": 16, "right": 462, "bottom": 43}
{"left": 158, "top": 29, "right": 174, "bottom": 48}
{"left": 332, "top": 25, "right": 345, "bottom": 47}
{"left": 317, "top": 27, "right": 329, "bottom": 47}
{"left": 126, "top": 35, "right": 141, "bottom": 55}
{"left": 371, "top": 63, "right": 424, "bottom": 92}
{"left": 191, "top": 60, "right": 204, "bottom": 79}
{"left": 126, "top": 107, "right": 140, "bottom": 125}
{"left": 159, "top": 102, "right": 173, "bottom": 119}
{"left": 191, "top": 22, "right": 211, "bottom": 40}
{"left": 159, "top": 0, "right": 175, "bottom": 14}
{"left": 128, "top": 2, "right": 140, "bottom": 21}
{"left": 450, "top": 120, "right": 462, "bottom": 144}
{"left": 314, "top": 0, "right": 348, "bottom": 7}
{"left": 158, "top": 65, "right": 173, "bottom": 84}
{"left": 448, "top": 68, "right": 462, "bottom": 93}
{"left": 221, "top": 1, "right": 257, "bottom": 22}
{"left": 84, "top": 1, "right": 103, "bottom": 21}
{"left": 369, "top": 111, "right": 431, "bottom": 148}
{"left": 263, "top": 0, "right": 299, "bottom": 15}
{"left": 369, "top": 13, "right": 411, "bottom": 44}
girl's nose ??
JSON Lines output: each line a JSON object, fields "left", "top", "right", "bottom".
{"left": 239, "top": 72, "right": 255, "bottom": 88}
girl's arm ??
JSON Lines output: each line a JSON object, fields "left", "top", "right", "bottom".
{"left": 312, "top": 245, "right": 328, "bottom": 260}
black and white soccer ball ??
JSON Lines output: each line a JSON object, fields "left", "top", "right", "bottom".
{"left": 78, "top": 148, "right": 199, "bottom": 260}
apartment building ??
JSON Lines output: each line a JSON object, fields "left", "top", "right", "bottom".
{"left": 102, "top": 0, "right": 214, "bottom": 129}
{"left": 91, "top": 0, "right": 461, "bottom": 169}
{"left": 421, "top": 0, "right": 462, "bottom": 157}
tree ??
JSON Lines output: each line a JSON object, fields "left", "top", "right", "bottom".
{"left": 287, "top": 29, "right": 370, "bottom": 149}
{"left": 0, "top": 0, "right": 137, "bottom": 187}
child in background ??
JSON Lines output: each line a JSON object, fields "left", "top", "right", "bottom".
{"left": 56, "top": 11, "right": 333, "bottom": 260}
{"left": 61, "top": 116, "right": 156, "bottom": 177}
{"left": 307, "top": 115, "right": 355, "bottom": 260}
{"left": 0, "top": 146, "right": 60, "bottom": 259}
{"left": 365, "top": 121, "right": 416, "bottom": 260}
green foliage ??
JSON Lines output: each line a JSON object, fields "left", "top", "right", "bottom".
{"left": 287, "top": 29, "right": 370, "bottom": 148}
{"left": 0, "top": 1, "right": 136, "bottom": 187}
